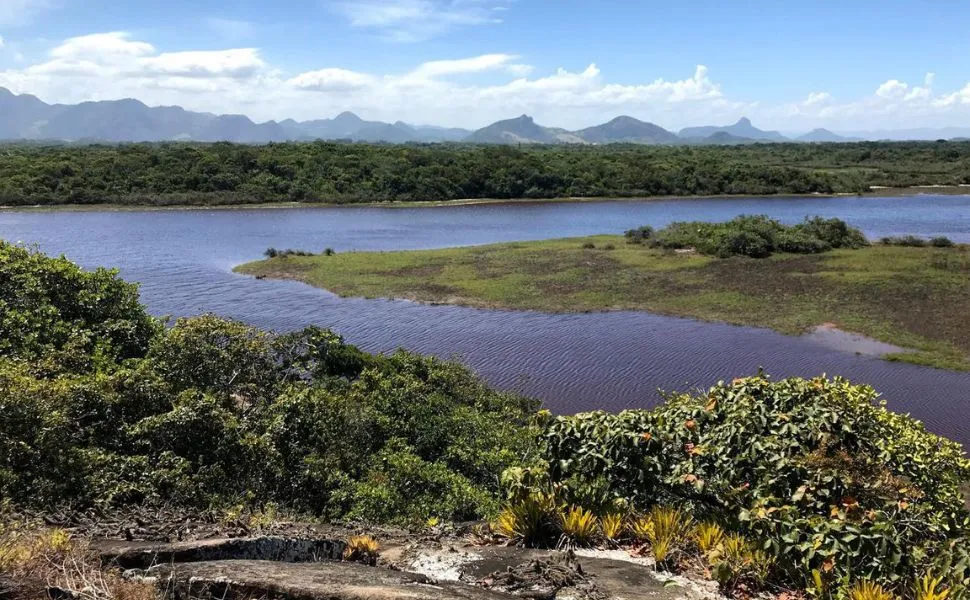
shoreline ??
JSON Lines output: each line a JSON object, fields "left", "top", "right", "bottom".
{"left": 234, "top": 238, "right": 970, "bottom": 372}
{"left": 3, "top": 185, "right": 970, "bottom": 213}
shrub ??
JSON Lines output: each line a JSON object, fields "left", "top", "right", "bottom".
{"left": 582, "top": 242, "right": 596, "bottom": 249}
{"left": 930, "top": 236, "right": 955, "bottom": 248}
{"left": 0, "top": 244, "right": 540, "bottom": 524}
{"left": 323, "top": 247, "right": 336, "bottom": 256}
{"left": 639, "top": 215, "right": 866, "bottom": 258}
{"left": 883, "top": 235, "right": 928, "bottom": 247}
{"left": 264, "top": 247, "right": 313, "bottom": 258}
{"left": 776, "top": 230, "right": 832, "bottom": 254}
{"left": 716, "top": 229, "right": 771, "bottom": 258}
{"left": 625, "top": 226, "right": 654, "bottom": 244}
{"left": 531, "top": 375, "right": 970, "bottom": 589}
{"left": 603, "top": 244, "right": 616, "bottom": 251}
{"left": 794, "top": 216, "right": 868, "bottom": 249}
{"left": 0, "top": 520, "right": 155, "bottom": 600}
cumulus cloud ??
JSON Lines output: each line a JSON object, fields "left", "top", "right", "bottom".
{"left": 876, "top": 79, "right": 908, "bottom": 99}
{"left": 4, "top": 31, "right": 970, "bottom": 132}
{"left": 330, "top": 0, "right": 512, "bottom": 42}
{"left": 804, "top": 92, "right": 833, "bottom": 106}
{"left": 288, "top": 68, "right": 376, "bottom": 92}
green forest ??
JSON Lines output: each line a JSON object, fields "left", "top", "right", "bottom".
{"left": 1, "top": 140, "right": 969, "bottom": 206}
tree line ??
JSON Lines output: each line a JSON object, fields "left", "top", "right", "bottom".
{"left": 0, "top": 140, "right": 968, "bottom": 206}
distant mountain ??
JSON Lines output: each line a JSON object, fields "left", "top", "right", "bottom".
{"left": 575, "top": 116, "right": 679, "bottom": 144}
{"left": 696, "top": 132, "right": 758, "bottom": 145}
{"left": 0, "top": 88, "right": 469, "bottom": 143}
{"left": 465, "top": 115, "right": 580, "bottom": 144}
{"left": 0, "top": 88, "right": 287, "bottom": 143}
{"left": 679, "top": 117, "right": 788, "bottom": 142}
{"left": 797, "top": 128, "right": 858, "bottom": 143}
{"left": 3, "top": 88, "right": 969, "bottom": 145}
{"left": 836, "top": 127, "right": 970, "bottom": 141}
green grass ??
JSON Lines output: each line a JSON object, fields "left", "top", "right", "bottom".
{"left": 235, "top": 238, "right": 970, "bottom": 371}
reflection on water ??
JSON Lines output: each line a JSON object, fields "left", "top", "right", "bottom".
{"left": 2, "top": 195, "right": 969, "bottom": 446}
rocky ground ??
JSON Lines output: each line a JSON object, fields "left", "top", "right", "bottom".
{"left": 56, "top": 510, "right": 724, "bottom": 600}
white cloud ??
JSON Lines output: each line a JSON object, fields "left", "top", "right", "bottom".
{"left": 409, "top": 53, "right": 520, "bottom": 78}
{"left": 803, "top": 92, "right": 833, "bottom": 106}
{"left": 140, "top": 49, "right": 265, "bottom": 79}
{"left": 331, "top": 0, "right": 511, "bottom": 42}
{"left": 5, "top": 31, "right": 970, "bottom": 132}
{"left": 288, "top": 68, "right": 376, "bottom": 91}
{"left": 876, "top": 79, "right": 908, "bottom": 99}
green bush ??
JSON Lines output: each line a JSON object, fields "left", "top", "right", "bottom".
{"left": 0, "top": 241, "right": 539, "bottom": 523}
{"left": 792, "top": 216, "right": 868, "bottom": 249}
{"left": 625, "top": 226, "right": 655, "bottom": 244}
{"left": 882, "top": 235, "right": 928, "bottom": 247}
{"left": 644, "top": 215, "right": 866, "bottom": 258}
{"left": 775, "top": 230, "right": 832, "bottom": 254}
{"left": 0, "top": 242, "right": 159, "bottom": 373}
{"left": 528, "top": 374, "right": 970, "bottom": 590}
{"left": 930, "top": 236, "right": 955, "bottom": 248}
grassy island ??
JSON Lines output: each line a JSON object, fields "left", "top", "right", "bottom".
{"left": 236, "top": 217, "right": 970, "bottom": 371}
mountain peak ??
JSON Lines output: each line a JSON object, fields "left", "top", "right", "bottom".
{"left": 334, "top": 111, "right": 362, "bottom": 123}
{"left": 736, "top": 117, "right": 752, "bottom": 126}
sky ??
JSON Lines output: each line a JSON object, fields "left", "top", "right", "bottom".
{"left": 1, "top": 0, "right": 969, "bottom": 132}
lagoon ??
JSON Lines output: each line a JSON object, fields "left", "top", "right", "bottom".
{"left": 3, "top": 194, "right": 970, "bottom": 445}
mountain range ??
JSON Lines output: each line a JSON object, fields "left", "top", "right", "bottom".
{"left": 2, "top": 87, "right": 969, "bottom": 145}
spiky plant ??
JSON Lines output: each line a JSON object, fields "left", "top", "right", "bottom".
{"left": 559, "top": 506, "right": 599, "bottom": 548}
{"left": 600, "top": 513, "right": 626, "bottom": 545}
{"left": 343, "top": 535, "right": 380, "bottom": 565}
{"left": 644, "top": 506, "right": 693, "bottom": 567}
{"left": 848, "top": 581, "right": 896, "bottom": 600}
{"left": 694, "top": 522, "right": 725, "bottom": 555}
{"left": 492, "top": 492, "right": 558, "bottom": 547}
{"left": 914, "top": 574, "right": 951, "bottom": 600}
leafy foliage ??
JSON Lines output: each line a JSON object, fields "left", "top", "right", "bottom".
{"left": 2, "top": 141, "right": 970, "bottom": 207}
{"left": 529, "top": 374, "right": 970, "bottom": 591}
{"left": 644, "top": 215, "right": 867, "bottom": 257}
{"left": 0, "top": 240, "right": 538, "bottom": 524}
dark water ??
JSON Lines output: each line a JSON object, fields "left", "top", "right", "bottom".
{"left": 3, "top": 195, "right": 970, "bottom": 446}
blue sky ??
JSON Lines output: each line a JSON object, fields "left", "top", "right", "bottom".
{"left": 1, "top": 0, "right": 969, "bottom": 131}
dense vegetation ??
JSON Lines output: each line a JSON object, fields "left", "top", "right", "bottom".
{"left": 3, "top": 241, "right": 970, "bottom": 599}
{"left": 502, "top": 375, "right": 970, "bottom": 596}
{"left": 1, "top": 140, "right": 970, "bottom": 206}
{"left": 627, "top": 215, "right": 868, "bottom": 257}
{"left": 0, "top": 240, "right": 538, "bottom": 523}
